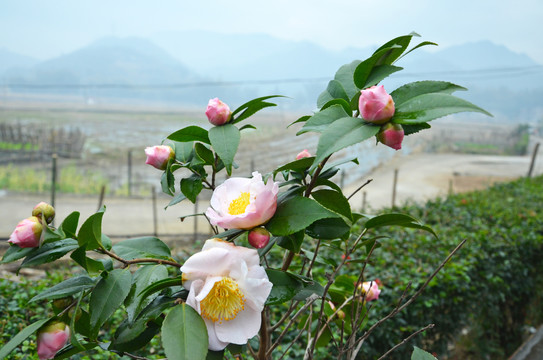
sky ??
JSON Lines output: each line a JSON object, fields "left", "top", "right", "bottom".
{"left": 1, "top": 0, "right": 543, "bottom": 64}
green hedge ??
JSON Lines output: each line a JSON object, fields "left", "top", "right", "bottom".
{"left": 363, "top": 175, "right": 543, "bottom": 359}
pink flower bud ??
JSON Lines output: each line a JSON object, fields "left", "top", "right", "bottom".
{"left": 248, "top": 227, "right": 271, "bottom": 249}
{"left": 144, "top": 145, "right": 174, "bottom": 170}
{"left": 296, "top": 149, "right": 311, "bottom": 160}
{"left": 359, "top": 85, "right": 395, "bottom": 124}
{"left": 32, "top": 202, "right": 55, "bottom": 224}
{"left": 376, "top": 123, "right": 404, "bottom": 150}
{"left": 8, "top": 216, "right": 42, "bottom": 248}
{"left": 37, "top": 321, "right": 70, "bottom": 360}
{"left": 359, "top": 280, "right": 381, "bottom": 302}
{"left": 206, "top": 98, "right": 232, "bottom": 126}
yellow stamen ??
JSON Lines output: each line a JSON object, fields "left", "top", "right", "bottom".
{"left": 200, "top": 277, "right": 245, "bottom": 323}
{"left": 228, "top": 192, "right": 251, "bottom": 215}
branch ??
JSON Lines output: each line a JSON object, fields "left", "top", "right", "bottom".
{"left": 99, "top": 247, "right": 182, "bottom": 268}
{"left": 376, "top": 324, "right": 435, "bottom": 360}
{"left": 347, "top": 179, "right": 373, "bottom": 200}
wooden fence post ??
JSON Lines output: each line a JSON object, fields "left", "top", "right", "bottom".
{"left": 51, "top": 154, "right": 58, "bottom": 226}
{"left": 128, "top": 150, "right": 132, "bottom": 197}
{"left": 391, "top": 168, "right": 398, "bottom": 208}
{"left": 152, "top": 186, "right": 158, "bottom": 237}
{"left": 527, "top": 143, "right": 540, "bottom": 178}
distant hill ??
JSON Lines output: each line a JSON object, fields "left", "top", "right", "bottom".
{"left": 0, "top": 48, "right": 39, "bottom": 74}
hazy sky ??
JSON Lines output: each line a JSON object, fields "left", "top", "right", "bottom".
{"left": 1, "top": 0, "right": 543, "bottom": 64}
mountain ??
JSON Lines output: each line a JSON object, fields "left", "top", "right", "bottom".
{"left": 0, "top": 48, "right": 39, "bottom": 74}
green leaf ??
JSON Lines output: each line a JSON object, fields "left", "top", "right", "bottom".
{"left": 89, "top": 269, "right": 132, "bottom": 338}
{"left": 166, "top": 192, "right": 187, "bottom": 209}
{"left": 321, "top": 98, "right": 352, "bottom": 114}
{"left": 231, "top": 95, "right": 284, "bottom": 124}
{"left": 266, "top": 197, "right": 339, "bottom": 236}
{"left": 0, "top": 245, "right": 34, "bottom": 264}
{"left": 0, "top": 318, "right": 50, "bottom": 359}
{"left": 168, "top": 126, "right": 210, "bottom": 144}
{"left": 77, "top": 209, "right": 105, "bottom": 250}
{"left": 111, "top": 318, "right": 161, "bottom": 352}
{"left": 20, "top": 239, "right": 79, "bottom": 268}
{"left": 297, "top": 104, "right": 350, "bottom": 135}
{"left": 312, "top": 117, "right": 379, "bottom": 170}
{"left": 162, "top": 304, "right": 208, "bottom": 360}
{"left": 70, "top": 246, "right": 105, "bottom": 275}
{"left": 403, "top": 122, "right": 432, "bottom": 136}
{"left": 390, "top": 81, "right": 467, "bottom": 107}
{"left": 364, "top": 64, "right": 403, "bottom": 87}
{"left": 208, "top": 124, "right": 240, "bottom": 175}
{"left": 316, "top": 80, "right": 349, "bottom": 108}
{"left": 54, "top": 342, "right": 98, "bottom": 359}
{"left": 411, "top": 346, "right": 438, "bottom": 360}
{"left": 353, "top": 45, "right": 402, "bottom": 89}
{"left": 173, "top": 141, "right": 195, "bottom": 163}
{"left": 181, "top": 175, "right": 204, "bottom": 203}
{"left": 305, "top": 217, "right": 351, "bottom": 240}
{"left": 266, "top": 269, "right": 324, "bottom": 305}
{"left": 364, "top": 213, "right": 437, "bottom": 238}
{"left": 125, "top": 265, "right": 169, "bottom": 323}
{"left": 311, "top": 189, "right": 352, "bottom": 220}
{"left": 206, "top": 350, "right": 225, "bottom": 360}
{"left": 328, "top": 60, "right": 362, "bottom": 103}
{"left": 161, "top": 168, "right": 175, "bottom": 196}
{"left": 393, "top": 93, "right": 492, "bottom": 124}
{"left": 275, "top": 231, "right": 305, "bottom": 253}
{"left": 398, "top": 41, "right": 438, "bottom": 61}
{"left": 138, "top": 276, "right": 183, "bottom": 300}
{"left": 372, "top": 34, "right": 415, "bottom": 64}
{"left": 274, "top": 157, "right": 314, "bottom": 174}
{"left": 112, "top": 236, "right": 172, "bottom": 260}
{"left": 194, "top": 142, "right": 215, "bottom": 165}
{"left": 29, "top": 275, "right": 96, "bottom": 303}
{"left": 287, "top": 114, "right": 311, "bottom": 128}
{"left": 59, "top": 211, "right": 80, "bottom": 239}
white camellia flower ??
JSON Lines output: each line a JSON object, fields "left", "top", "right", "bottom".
{"left": 181, "top": 238, "right": 273, "bottom": 351}
{"left": 205, "top": 171, "right": 279, "bottom": 230}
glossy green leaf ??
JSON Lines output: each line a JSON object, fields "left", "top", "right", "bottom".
{"left": 54, "top": 342, "right": 98, "bottom": 359}
{"left": 162, "top": 304, "right": 208, "bottom": 360}
{"left": 231, "top": 95, "right": 284, "bottom": 124}
{"left": 126, "top": 265, "right": 169, "bottom": 323}
{"left": 321, "top": 98, "right": 352, "bottom": 114}
{"left": 353, "top": 45, "right": 401, "bottom": 89}
{"left": 138, "top": 276, "right": 183, "bottom": 300}
{"left": 20, "top": 239, "right": 79, "bottom": 268}
{"left": 112, "top": 236, "right": 172, "bottom": 260}
{"left": 266, "top": 269, "right": 324, "bottom": 305}
{"left": 311, "top": 189, "right": 352, "bottom": 220}
{"left": 206, "top": 350, "right": 225, "bottom": 360}
{"left": 364, "top": 213, "right": 437, "bottom": 238}
{"left": 316, "top": 80, "right": 349, "bottom": 108}
{"left": 208, "top": 123, "right": 240, "bottom": 175}
{"left": 111, "top": 318, "right": 161, "bottom": 352}
{"left": 266, "top": 197, "right": 339, "bottom": 236}
{"left": 297, "top": 104, "right": 350, "bottom": 135}
{"left": 364, "top": 64, "right": 403, "bottom": 87}
{"left": 393, "top": 93, "right": 492, "bottom": 124}
{"left": 402, "top": 122, "right": 432, "bottom": 136}
{"left": 411, "top": 346, "right": 438, "bottom": 360}
{"left": 70, "top": 246, "right": 105, "bottom": 275}
{"left": 77, "top": 209, "right": 105, "bottom": 250}
{"left": 167, "top": 126, "right": 210, "bottom": 144}
{"left": 275, "top": 231, "right": 305, "bottom": 253}
{"left": 0, "top": 245, "right": 34, "bottom": 264}
{"left": 372, "top": 34, "right": 414, "bottom": 64}
{"left": 59, "top": 211, "right": 80, "bottom": 239}
{"left": 181, "top": 175, "right": 203, "bottom": 203}
{"left": 390, "top": 80, "right": 467, "bottom": 106}
{"left": 89, "top": 269, "right": 132, "bottom": 338}
{"left": 161, "top": 168, "right": 175, "bottom": 196}
{"left": 287, "top": 114, "right": 311, "bottom": 127}
{"left": 194, "top": 142, "right": 214, "bottom": 165}
{"left": 166, "top": 192, "right": 187, "bottom": 208}
{"left": 29, "top": 275, "right": 96, "bottom": 302}
{"left": 0, "top": 318, "right": 50, "bottom": 359}
{"left": 274, "top": 157, "right": 315, "bottom": 174}
{"left": 306, "top": 217, "right": 351, "bottom": 240}
{"left": 311, "top": 117, "right": 379, "bottom": 170}
{"left": 398, "top": 40, "right": 438, "bottom": 61}
{"left": 173, "top": 141, "right": 195, "bottom": 163}
{"left": 329, "top": 60, "right": 362, "bottom": 102}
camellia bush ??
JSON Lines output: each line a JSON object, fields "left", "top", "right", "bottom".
{"left": 0, "top": 33, "right": 491, "bottom": 360}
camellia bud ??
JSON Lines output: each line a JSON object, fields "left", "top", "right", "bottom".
{"left": 248, "top": 227, "right": 271, "bottom": 249}
{"left": 359, "top": 85, "right": 395, "bottom": 124}
{"left": 8, "top": 216, "right": 43, "bottom": 248}
{"left": 52, "top": 296, "right": 73, "bottom": 313}
{"left": 295, "top": 149, "right": 311, "bottom": 160}
{"left": 206, "top": 98, "right": 232, "bottom": 126}
{"left": 358, "top": 280, "right": 381, "bottom": 302}
{"left": 37, "top": 321, "right": 70, "bottom": 360}
{"left": 144, "top": 145, "right": 175, "bottom": 170}
{"left": 376, "top": 123, "right": 404, "bottom": 150}
{"left": 32, "top": 202, "right": 55, "bottom": 224}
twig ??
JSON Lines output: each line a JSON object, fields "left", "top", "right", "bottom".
{"left": 305, "top": 239, "right": 322, "bottom": 277}
{"left": 376, "top": 324, "right": 435, "bottom": 360}
{"left": 99, "top": 247, "right": 182, "bottom": 268}
{"left": 277, "top": 311, "right": 312, "bottom": 360}
{"left": 258, "top": 309, "right": 270, "bottom": 360}
{"left": 347, "top": 179, "right": 373, "bottom": 200}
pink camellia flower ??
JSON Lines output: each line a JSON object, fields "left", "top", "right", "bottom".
{"left": 295, "top": 149, "right": 311, "bottom": 160}
{"left": 359, "top": 85, "right": 395, "bottom": 124}
{"left": 37, "top": 321, "right": 70, "bottom": 359}
{"left": 248, "top": 227, "right": 271, "bottom": 249}
{"left": 360, "top": 280, "right": 381, "bottom": 302}
{"left": 206, "top": 98, "right": 232, "bottom": 126}
{"left": 144, "top": 145, "right": 174, "bottom": 170}
{"left": 376, "top": 123, "right": 404, "bottom": 150}
{"left": 205, "top": 172, "right": 279, "bottom": 230}
{"left": 8, "top": 216, "right": 43, "bottom": 248}
{"left": 32, "top": 202, "right": 55, "bottom": 224}
{"left": 181, "top": 238, "right": 273, "bottom": 350}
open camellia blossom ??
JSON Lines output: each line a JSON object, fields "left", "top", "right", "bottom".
{"left": 205, "top": 171, "right": 279, "bottom": 230}
{"left": 360, "top": 280, "right": 381, "bottom": 302}
{"left": 37, "top": 322, "right": 70, "bottom": 360}
{"left": 8, "top": 216, "right": 43, "bottom": 248}
{"left": 181, "top": 238, "right": 273, "bottom": 350}
{"left": 359, "top": 85, "right": 395, "bottom": 124}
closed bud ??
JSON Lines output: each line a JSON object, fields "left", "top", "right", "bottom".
{"left": 358, "top": 280, "right": 381, "bottom": 302}
{"left": 295, "top": 149, "right": 311, "bottom": 160}
{"left": 8, "top": 216, "right": 42, "bottom": 248}
{"left": 37, "top": 321, "right": 70, "bottom": 360}
{"left": 248, "top": 227, "right": 271, "bottom": 249}
{"left": 206, "top": 98, "right": 232, "bottom": 126}
{"left": 377, "top": 123, "right": 404, "bottom": 150}
{"left": 32, "top": 202, "right": 55, "bottom": 224}
{"left": 52, "top": 297, "right": 73, "bottom": 312}
{"left": 359, "top": 85, "right": 395, "bottom": 124}
{"left": 145, "top": 145, "right": 175, "bottom": 170}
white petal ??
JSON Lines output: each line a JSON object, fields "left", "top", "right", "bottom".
{"left": 214, "top": 306, "right": 262, "bottom": 345}
{"left": 185, "top": 279, "right": 205, "bottom": 314}
{"left": 181, "top": 247, "right": 232, "bottom": 278}
{"left": 204, "top": 318, "right": 229, "bottom": 351}
{"left": 194, "top": 276, "right": 223, "bottom": 302}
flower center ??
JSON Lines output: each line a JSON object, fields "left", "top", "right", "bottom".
{"left": 228, "top": 192, "right": 251, "bottom": 215}
{"left": 200, "top": 277, "right": 245, "bottom": 323}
